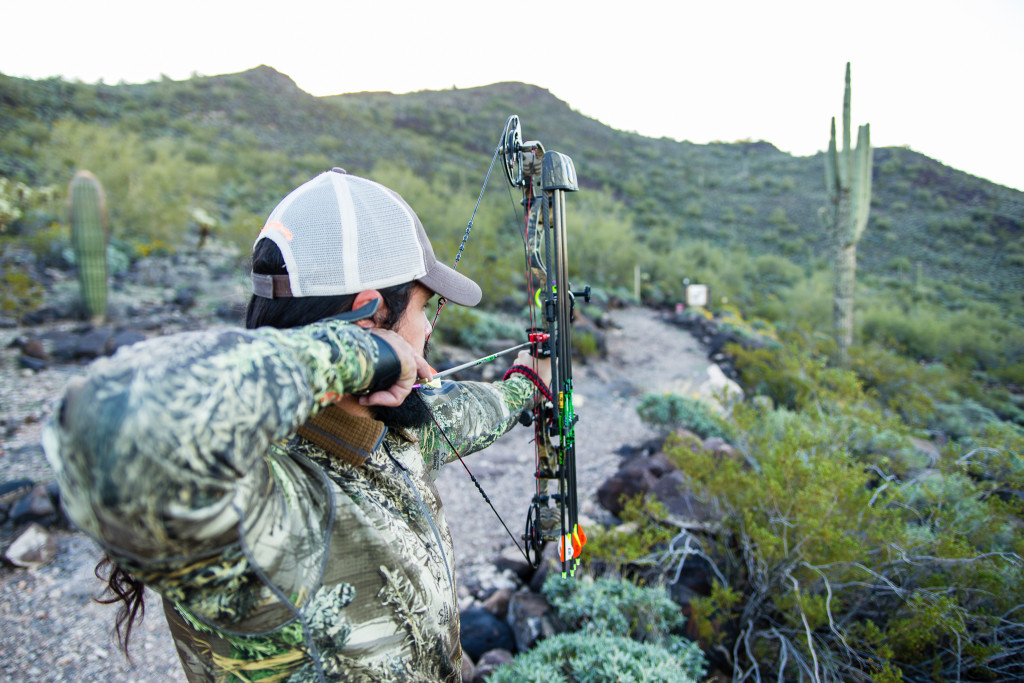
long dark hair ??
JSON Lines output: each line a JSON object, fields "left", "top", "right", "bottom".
{"left": 94, "top": 555, "right": 146, "bottom": 658}
{"left": 99, "top": 237, "right": 415, "bottom": 653}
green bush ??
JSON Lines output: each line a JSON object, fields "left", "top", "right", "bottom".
{"left": 581, "top": 494, "right": 674, "bottom": 575}
{"left": 486, "top": 632, "right": 701, "bottom": 683}
{"left": 664, "top": 338, "right": 1024, "bottom": 681}
{"left": 848, "top": 343, "right": 957, "bottom": 428}
{"left": 931, "top": 398, "right": 1003, "bottom": 440}
{"left": 489, "top": 575, "right": 707, "bottom": 683}
{"left": 1, "top": 261, "right": 44, "bottom": 316}
{"left": 430, "top": 305, "right": 525, "bottom": 351}
{"left": 637, "top": 393, "right": 733, "bottom": 440}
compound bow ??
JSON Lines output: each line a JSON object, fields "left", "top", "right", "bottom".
{"left": 432, "top": 115, "right": 587, "bottom": 578}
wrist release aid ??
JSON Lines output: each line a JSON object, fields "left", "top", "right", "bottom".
{"left": 358, "top": 336, "right": 402, "bottom": 395}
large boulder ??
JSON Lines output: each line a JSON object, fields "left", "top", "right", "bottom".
{"left": 460, "top": 607, "right": 516, "bottom": 661}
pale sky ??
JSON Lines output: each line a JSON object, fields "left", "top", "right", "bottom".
{"left": 3, "top": 0, "right": 1023, "bottom": 191}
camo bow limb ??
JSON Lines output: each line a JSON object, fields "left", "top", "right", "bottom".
{"left": 498, "top": 115, "right": 588, "bottom": 577}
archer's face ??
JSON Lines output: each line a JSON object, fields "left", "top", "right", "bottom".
{"left": 391, "top": 284, "right": 434, "bottom": 359}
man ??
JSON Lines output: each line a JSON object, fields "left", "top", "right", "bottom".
{"left": 44, "top": 169, "right": 550, "bottom": 682}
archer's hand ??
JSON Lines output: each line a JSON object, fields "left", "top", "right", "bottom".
{"left": 359, "top": 329, "right": 433, "bottom": 408}
{"left": 514, "top": 349, "right": 552, "bottom": 387}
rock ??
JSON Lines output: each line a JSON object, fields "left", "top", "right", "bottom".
{"left": 650, "top": 472, "right": 716, "bottom": 522}
{"left": 472, "top": 648, "right": 513, "bottom": 683}
{"left": 507, "top": 589, "right": 558, "bottom": 653}
{"left": 461, "top": 651, "right": 476, "bottom": 681}
{"left": 670, "top": 428, "right": 705, "bottom": 452}
{"left": 9, "top": 483, "right": 58, "bottom": 526}
{"left": 216, "top": 304, "right": 245, "bottom": 322}
{"left": 107, "top": 329, "right": 146, "bottom": 354}
{"left": 74, "top": 327, "right": 115, "bottom": 359}
{"left": 619, "top": 452, "right": 676, "bottom": 479}
{"left": 21, "top": 338, "right": 48, "bottom": 360}
{"left": 1, "top": 479, "right": 35, "bottom": 523}
{"left": 0, "top": 479, "right": 35, "bottom": 504}
{"left": 616, "top": 436, "right": 668, "bottom": 459}
{"left": 4, "top": 523, "right": 57, "bottom": 568}
{"left": 17, "top": 355, "right": 47, "bottom": 372}
{"left": 596, "top": 474, "right": 650, "bottom": 516}
{"left": 693, "top": 364, "right": 744, "bottom": 416}
{"left": 528, "top": 555, "right": 550, "bottom": 594}
{"left": 702, "top": 437, "right": 740, "bottom": 463}
{"left": 46, "top": 330, "right": 81, "bottom": 361}
{"left": 460, "top": 606, "right": 516, "bottom": 661}
{"left": 493, "top": 545, "right": 533, "bottom": 584}
{"left": 482, "top": 587, "right": 513, "bottom": 620}
{"left": 172, "top": 287, "right": 198, "bottom": 310}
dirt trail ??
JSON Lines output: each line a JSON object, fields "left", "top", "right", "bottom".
{"left": 0, "top": 306, "right": 712, "bottom": 681}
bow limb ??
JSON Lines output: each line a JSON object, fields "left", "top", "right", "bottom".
{"left": 429, "top": 115, "right": 587, "bottom": 576}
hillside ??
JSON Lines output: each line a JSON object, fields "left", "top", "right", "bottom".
{"left": 1, "top": 65, "right": 1022, "bottom": 310}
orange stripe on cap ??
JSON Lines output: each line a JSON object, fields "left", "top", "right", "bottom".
{"left": 262, "top": 221, "right": 293, "bottom": 241}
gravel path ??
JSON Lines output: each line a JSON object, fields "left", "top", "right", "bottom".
{"left": 0, "top": 306, "right": 710, "bottom": 682}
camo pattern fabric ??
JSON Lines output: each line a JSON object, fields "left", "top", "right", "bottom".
{"left": 42, "top": 318, "right": 535, "bottom": 682}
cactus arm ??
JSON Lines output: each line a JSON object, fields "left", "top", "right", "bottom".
{"left": 842, "top": 62, "right": 852, "bottom": 186}
{"left": 825, "top": 117, "right": 839, "bottom": 195}
{"left": 853, "top": 123, "right": 873, "bottom": 242}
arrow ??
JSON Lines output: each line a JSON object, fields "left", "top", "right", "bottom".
{"left": 413, "top": 336, "right": 548, "bottom": 389}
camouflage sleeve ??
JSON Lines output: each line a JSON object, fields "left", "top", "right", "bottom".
{"left": 417, "top": 374, "right": 536, "bottom": 473}
{"left": 42, "top": 319, "right": 384, "bottom": 565}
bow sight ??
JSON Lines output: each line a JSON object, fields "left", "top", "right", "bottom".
{"left": 499, "top": 115, "right": 589, "bottom": 576}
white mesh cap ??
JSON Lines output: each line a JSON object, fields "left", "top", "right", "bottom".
{"left": 252, "top": 169, "right": 481, "bottom": 306}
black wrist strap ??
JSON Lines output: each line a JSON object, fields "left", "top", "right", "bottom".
{"left": 359, "top": 335, "right": 402, "bottom": 395}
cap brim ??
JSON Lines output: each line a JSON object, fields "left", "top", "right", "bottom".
{"left": 418, "top": 263, "right": 482, "bottom": 307}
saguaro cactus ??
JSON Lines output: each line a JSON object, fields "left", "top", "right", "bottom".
{"left": 68, "top": 171, "right": 109, "bottom": 322}
{"left": 824, "top": 62, "right": 872, "bottom": 365}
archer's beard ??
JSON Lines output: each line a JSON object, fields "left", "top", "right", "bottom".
{"left": 373, "top": 390, "right": 433, "bottom": 429}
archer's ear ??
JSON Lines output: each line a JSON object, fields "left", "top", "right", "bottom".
{"left": 352, "top": 290, "right": 384, "bottom": 328}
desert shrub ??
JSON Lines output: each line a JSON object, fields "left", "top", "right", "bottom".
{"left": 18, "top": 221, "right": 69, "bottom": 268}
{"left": 931, "top": 398, "right": 1002, "bottom": 440}
{"left": 489, "top": 575, "right": 707, "bottom": 683}
{"left": 543, "top": 575, "right": 706, "bottom": 674}
{"left": 727, "top": 334, "right": 862, "bottom": 413}
{"left": 486, "top": 632, "right": 701, "bottom": 683}
{"left": 1, "top": 261, "right": 44, "bottom": 316}
{"left": 848, "top": 343, "right": 957, "bottom": 428}
{"left": 429, "top": 305, "right": 524, "bottom": 351}
{"left": 662, "top": 383, "right": 1024, "bottom": 681}
{"left": 572, "top": 328, "right": 600, "bottom": 360}
{"left": 637, "top": 393, "right": 733, "bottom": 440}
{"left": 583, "top": 494, "right": 674, "bottom": 575}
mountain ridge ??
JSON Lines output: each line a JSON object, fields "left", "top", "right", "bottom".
{"left": 1, "top": 65, "right": 1021, "bottom": 304}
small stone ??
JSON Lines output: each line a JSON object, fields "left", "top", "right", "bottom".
{"left": 507, "top": 589, "right": 558, "bottom": 652}
{"left": 472, "top": 649, "right": 513, "bottom": 683}
{"left": 4, "top": 523, "right": 57, "bottom": 568}
{"left": 482, "top": 587, "right": 513, "bottom": 621}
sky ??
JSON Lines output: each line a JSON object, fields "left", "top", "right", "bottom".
{"left": 3, "top": 0, "right": 1023, "bottom": 191}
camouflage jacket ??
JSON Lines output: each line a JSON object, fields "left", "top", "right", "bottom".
{"left": 42, "top": 319, "right": 535, "bottom": 682}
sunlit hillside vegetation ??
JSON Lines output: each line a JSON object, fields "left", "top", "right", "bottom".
{"left": 2, "top": 64, "right": 1021, "bottom": 396}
